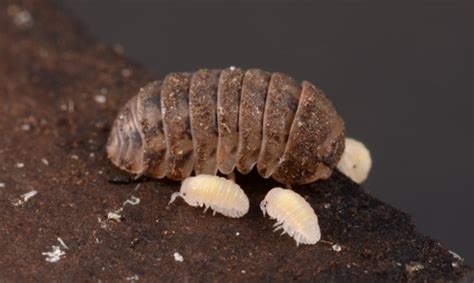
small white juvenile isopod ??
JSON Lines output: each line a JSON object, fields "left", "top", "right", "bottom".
{"left": 169, "top": 174, "right": 250, "bottom": 218}
{"left": 260, "top": 188, "right": 321, "bottom": 246}
{"left": 336, "top": 137, "right": 372, "bottom": 184}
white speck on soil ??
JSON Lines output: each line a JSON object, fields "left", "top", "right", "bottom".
{"left": 123, "top": 196, "right": 140, "bottom": 206}
{"left": 7, "top": 6, "right": 33, "bottom": 28}
{"left": 323, "top": 203, "right": 331, "bottom": 209}
{"left": 94, "top": 95, "right": 107, "bottom": 104}
{"left": 241, "top": 270, "right": 246, "bottom": 274}
{"left": 13, "top": 190, "right": 38, "bottom": 206}
{"left": 405, "top": 262, "right": 424, "bottom": 273}
{"left": 107, "top": 211, "right": 123, "bottom": 222}
{"left": 68, "top": 99, "right": 75, "bottom": 112}
{"left": 0, "top": 182, "right": 5, "bottom": 188}
{"left": 229, "top": 66, "right": 236, "bottom": 71}
{"left": 16, "top": 162, "right": 24, "bottom": 168}
{"left": 41, "top": 158, "right": 49, "bottom": 166}
{"left": 235, "top": 232, "right": 240, "bottom": 236}
{"left": 332, "top": 244, "right": 342, "bottom": 252}
{"left": 21, "top": 124, "right": 31, "bottom": 131}
{"left": 42, "top": 245, "right": 66, "bottom": 263}
{"left": 134, "top": 184, "right": 141, "bottom": 191}
{"left": 71, "top": 155, "right": 79, "bottom": 160}
{"left": 97, "top": 217, "right": 108, "bottom": 229}
{"left": 126, "top": 275, "right": 139, "bottom": 281}
{"left": 173, "top": 252, "right": 184, "bottom": 262}
{"left": 57, "top": 237, "right": 69, "bottom": 249}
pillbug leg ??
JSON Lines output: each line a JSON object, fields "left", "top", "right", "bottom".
{"left": 203, "top": 205, "right": 209, "bottom": 213}
{"left": 169, "top": 192, "right": 182, "bottom": 205}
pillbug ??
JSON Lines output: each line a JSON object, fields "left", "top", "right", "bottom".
{"left": 260, "top": 187, "right": 321, "bottom": 246}
{"left": 107, "top": 67, "right": 346, "bottom": 185}
{"left": 169, "top": 174, "right": 249, "bottom": 218}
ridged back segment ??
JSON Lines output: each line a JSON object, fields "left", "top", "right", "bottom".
{"left": 106, "top": 95, "right": 146, "bottom": 174}
{"left": 189, "top": 69, "right": 221, "bottom": 175}
{"left": 257, "top": 73, "right": 301, "bottom": 178}
{"left": 161, "top": 73, "right": 194, "bottom": 180}
{"left": 216, "top": 68, "right": 245, "bottom": 174}
{"left": 235, "top": 69, "right": 271, "bottom": 174}
{"left": 136, "top": 81, "right": 168, "bottom": 178}
{"left": 272, "top": 81, "right": 345, "bottom": 185}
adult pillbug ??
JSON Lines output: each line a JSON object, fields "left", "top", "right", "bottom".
{"left": 169, "top": 174, "right": 249, "bottom": 218}
{"left": 107, "top": 67, "right": 346, "bottom": 185}
{"left": 260, "top": 187, "right": 321, "bottom": 245}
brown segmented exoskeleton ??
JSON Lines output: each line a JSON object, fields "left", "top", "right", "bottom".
{"left": 107, "top": 67, "right": 346, "bottom": 185}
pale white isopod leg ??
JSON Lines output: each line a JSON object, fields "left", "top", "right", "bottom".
{"left": 260, "top": 201, "right": 268, "bottom": 216}
{"left": 273, "top": 225, "right": 283, "bottom": 232}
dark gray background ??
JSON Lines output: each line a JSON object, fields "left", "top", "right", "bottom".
{"left": 56, "top": 0, "right": 473, "bottom": 264}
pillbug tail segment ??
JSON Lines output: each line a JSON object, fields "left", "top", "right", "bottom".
{"left": 337, "top": 137, "right": 372, "bottom": 184}
{"left": 168, "top": 192, "right": 182, "bottom": 205}
{"left": 107, "top": 96, "right": 146, "bottom": 175}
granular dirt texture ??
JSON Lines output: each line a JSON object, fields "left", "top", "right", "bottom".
{"left": 0, "top": 0, "right": 472, "bottom": 281}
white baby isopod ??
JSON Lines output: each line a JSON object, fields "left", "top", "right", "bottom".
{"left": 336, "top": 137, "right": 372, "bottom": 184}
{"left": 260, "top": 188, "right": 321, "bottom": 246}
{"left": 169, "top": 174, "right": 250, "bottom": 218}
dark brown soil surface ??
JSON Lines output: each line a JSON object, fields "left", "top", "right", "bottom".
{"left": 0, "top": 0, "right": 472, "bottom": 281}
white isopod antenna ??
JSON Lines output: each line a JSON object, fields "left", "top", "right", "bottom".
{"left": 260, "top": 188, "right": 321, "bottom": 246}
{"left": 169, "top": 174, "right": 250, "bottom": 218}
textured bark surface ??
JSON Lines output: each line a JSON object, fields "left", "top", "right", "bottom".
{"left": 0, "top": 0, "right": 472, "bottom": 281}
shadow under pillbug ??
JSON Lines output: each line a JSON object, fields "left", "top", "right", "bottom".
{"left": 107, "top": 67, "right": 346, "bottom": 185}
